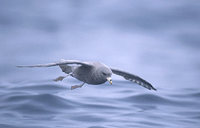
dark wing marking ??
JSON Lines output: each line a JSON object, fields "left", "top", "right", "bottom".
{"left": 111, "top": 68, "right": 156, "bottom": 91}
{"left": 17, "top": 60, "right": 93, "bottom": 68}
{"left": 58, "top": 59, "right": 76, "bottom": 74}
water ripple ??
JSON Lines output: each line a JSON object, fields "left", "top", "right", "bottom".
{"left": 0, "top": 83, "right": 200, "bottom": 128}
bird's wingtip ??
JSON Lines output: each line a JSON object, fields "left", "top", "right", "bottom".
{"left": 152, "top": 88, "right": 157, "bottom": 91}
{"left": 151, "top": 86, "right": 157, "bottom": 91}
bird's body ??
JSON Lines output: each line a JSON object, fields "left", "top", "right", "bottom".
{"left": 73, "top": 65, "right": 95, "bottom": 84}
{"left": 17, "top": 59, "right": 156, "bottom": 91}
{"left": 62, "top": 62, "right": 112, "bottom": 85}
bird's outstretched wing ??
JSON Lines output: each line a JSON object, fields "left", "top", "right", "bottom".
{"left": 17, "top": 59, "right": 93, "bottom": 68}
{"left": 111, "top": 68, "right": 156, "bottom": 91}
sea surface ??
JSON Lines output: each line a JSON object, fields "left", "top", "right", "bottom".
{"left": 0, "top": 0, "right": 200, "bottom": 128}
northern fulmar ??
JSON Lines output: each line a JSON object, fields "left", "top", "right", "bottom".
{"left": 17, "top": 59, "right": 156, "bottom": 91}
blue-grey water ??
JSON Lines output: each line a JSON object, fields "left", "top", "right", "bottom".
{"left": 0, "top": 0, "right": 200, "bottom": 128}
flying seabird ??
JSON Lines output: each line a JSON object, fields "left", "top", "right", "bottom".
{"left": 17, "top": 59, "right": 156, "bottom": 90}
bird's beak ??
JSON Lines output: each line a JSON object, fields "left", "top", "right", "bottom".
{"left": 107, "top": 77, "right": 112, "bottom": 85}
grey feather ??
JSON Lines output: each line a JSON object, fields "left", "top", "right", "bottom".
{"left": 16, "top": 60, "right": 92, "bottom": 68}
{"left": 59, "top": 64, "right": 75, "bottom": 74}
{"left": 58, "top": 59, "right": 76, "bottom": 74}
{"left": 111, "top": 68, "right": 156, "bottom": 91}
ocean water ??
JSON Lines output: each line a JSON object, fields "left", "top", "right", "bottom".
{"left": 0, "top": 80, "right": 200, "bottom": 128}
{"left": 0, "top": 0, "right": 200, "bottom": 128}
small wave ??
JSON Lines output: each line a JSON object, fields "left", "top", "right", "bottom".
{"left": 70, "top": 114, "right": 107, "bottom": 122}
{"left": 121, "top": 94, "right": 173, "bottom": 104}
{"left": 188, "top": 92, "right": 200, "bottom": 97}
{"left": 11, "top": 83, "right": 66, "bottom": 92}
{"left": 1, "top": 93, "right": 78, "bottom": 116}
{"left": 120, "top": 93, "right": 199, "bottom": 108}
{"left": 168, "top": 89, "right": 200, "bottom": 99}
{"left": 175, "top": 111, "right": 200, "bottom": 120}
{"left": 88, "top": 126, "right": 106, "bottom": 128}
{"left": 82, "top": 103, "right": 121, "bottom": 110}
{"left": 0, "top": 124, "right": 47, "bottom": 128}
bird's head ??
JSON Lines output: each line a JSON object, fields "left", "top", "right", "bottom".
{"left": 100, "top": 68, "right": 112, "bottom": 85}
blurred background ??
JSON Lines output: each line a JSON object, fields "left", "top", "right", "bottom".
{"left": 0, "top": 0, "right": 200, "bottom": 128}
